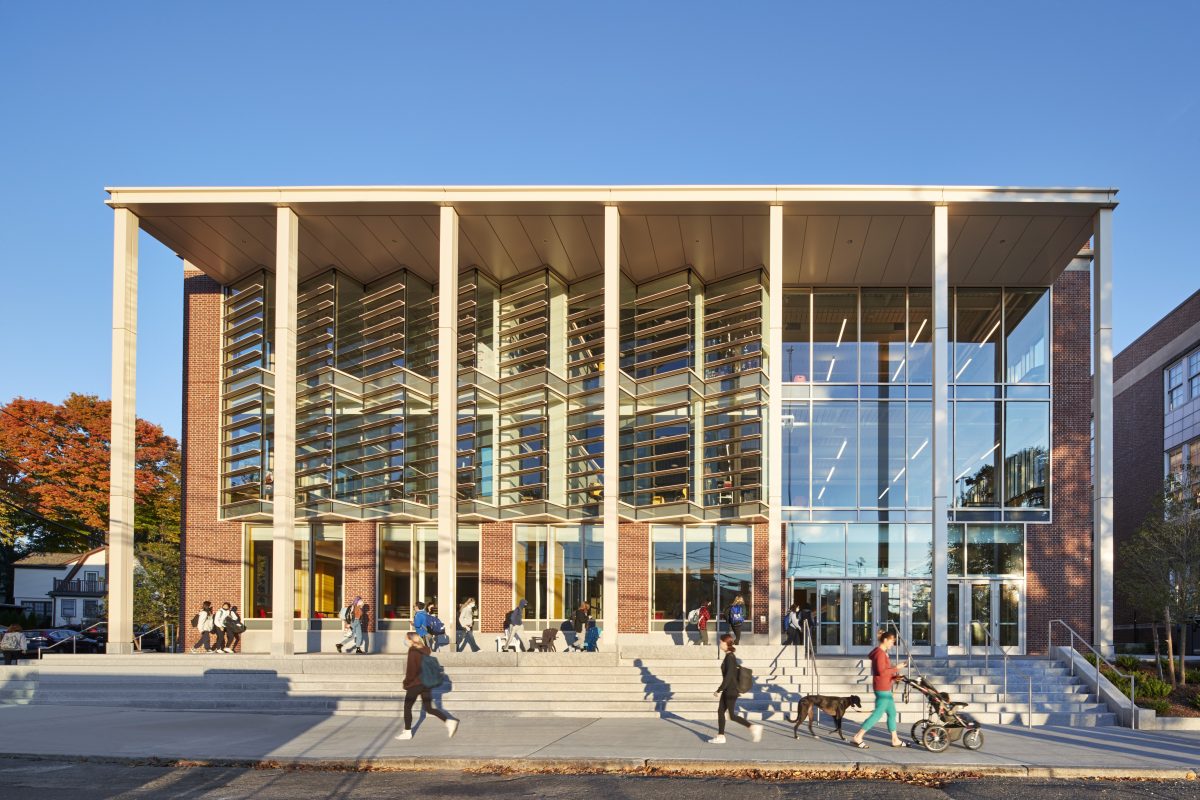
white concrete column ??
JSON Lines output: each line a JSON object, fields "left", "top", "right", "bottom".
{"left": 767, "top": 205, "right": 784, "bottom": 644}
{"left": 602, "top": 205, "right": 621, "bottom": 646}
{"left": 107, "top": 208, "right": 138, "bottom": 655}
{"left": 1092, "top": 208, "right": 1115, "bottom": 655}
{"left": 437, "top": 206, "right": 460, "bottom": 624}
{"left": 271, "top": 206, "right": 299, "bottom": 655}
{"left": 931, "top": 205, "right": 950, "bottom": 657}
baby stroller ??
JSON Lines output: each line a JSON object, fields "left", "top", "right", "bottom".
{"left": 901, "top": 675, "right": 984, "bottom": 752}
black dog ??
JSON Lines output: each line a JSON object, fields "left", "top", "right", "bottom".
{"left": 792, "top": 694, "right": 862, "bottom": 740}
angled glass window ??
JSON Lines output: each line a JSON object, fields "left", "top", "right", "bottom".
{"left": 954, "top": 401, "right": 1000, "bottom": 507}
{"left": 954, "top": 289, "right": 1003, "bottom": 383}
{"left": 907, "top": 289, "right": 933, "bottom": 383}
{"left": 786, "top": 523, "right": 846, "bottom": 577}
{"left": 860, "top": 290, "right": 907, "bottom": 383}
{"left": 1004, "top": 402, "right": 1049, "bottom": 508}
{"left": 1004, "top": 288, "right": 1050, "bottom": 384}
{"left": 782, "top": 290, "right": 811, "bottom": 383}
{"left": 782, "top": 401, "right": 810, "bottom": 507}
{"left": 813, "top": 290, "right": 858, "bottom": 383}
{"left": 812, "top": 402, "right": 857, "bottom": 507}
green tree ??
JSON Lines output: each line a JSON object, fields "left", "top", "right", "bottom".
{"left": 1118, "top": 467, "right": 1200, "bottom": 687}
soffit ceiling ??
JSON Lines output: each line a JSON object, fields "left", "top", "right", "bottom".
{"left": 128, "top": 200, "right": 1100, "bottom": 289}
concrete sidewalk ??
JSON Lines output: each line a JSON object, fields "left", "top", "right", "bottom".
{"left": 0, "top": 705, "right": 1196, "bottom": 779}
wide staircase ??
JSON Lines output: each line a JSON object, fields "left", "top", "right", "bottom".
{"left": 0, "top": 646, "right": 1115, "bottom": 726}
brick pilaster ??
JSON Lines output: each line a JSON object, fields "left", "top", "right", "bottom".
{"left": 480, "top": 521, "right": 513, "bottom": 633}
{"left": 181, "top": 266, "right": 242, "bottom": 650}
{"left": 618, "top": 522, "right": 649, "bottom": 633}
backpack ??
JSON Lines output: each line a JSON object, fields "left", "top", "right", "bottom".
{"left": 190, "top": 613, "right": 200, "bottom": 630}
{"left": 686, "top": 607, "right": 700, "bottom": 626}
{"left": 783, "top": 612, "right": 793, "bottom": 630}
{"left": 429, "top": 616, "right": 446, "bottom": 636}
{"left": 341, "top": 605, "right": 353, "bottom": 624}
{"left": 736, "top": 664, "right": 754, "bottom": 694}
{"left": 728, "top": 605, "right": 745, "bottom": 625}
{"left": 419, "top": 653, "right": 445, "bottom": 689}
{"left": 1, "top": 632, "right": 22, "bottom": 651}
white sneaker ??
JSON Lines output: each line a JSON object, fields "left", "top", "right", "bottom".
{"left": 446, "top": 719, "right": 459, "bottom": 738}
{"left": 706, "top": 735, "right": 726, "bottom": 744}
{"left": 394, "top": 730, "right": 413, "bottom": 741}
{"left": 750, "top": 724, "right": 764, "bottom": 743}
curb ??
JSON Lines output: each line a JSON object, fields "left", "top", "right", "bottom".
{"left": 3, "top": 753, "right": 1196, "bottom": 781}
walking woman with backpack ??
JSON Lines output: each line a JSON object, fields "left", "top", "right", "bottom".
{"left": 850, "top": 628, "right": 908, "bottom": 749}
{"left": 707, "top": 633, "right": 763, "bottom": 745}
{"left": 724, "top": 595, "right": 747, "bottom": 645}
{"left": 190, "top": 601, "right": 214, "bottom": 653}
{"left": 394, "top": 631, "right": 459, "bottom": 741}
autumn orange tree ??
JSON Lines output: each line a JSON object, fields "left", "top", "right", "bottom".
{"left": 0, "top": 393, "right": 180, "bottom": 618}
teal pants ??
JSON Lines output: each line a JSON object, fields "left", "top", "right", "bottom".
{"left": 859, "top": 690, "right": 898, "bottom": 734}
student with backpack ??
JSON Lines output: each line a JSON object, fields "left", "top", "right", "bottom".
{"left": 785, "top": 603, "right": 802, "bottom": 647}
{"left": 569, "top": 602, "right": 590, "bottom": 651}
{"left": 213, "top": 602, "right": 231, "bottom": 653}
{"left": 456, "top": 598, "right": 480, "bottom": 653}
{"left": 224, "top": 605, "right": 245, "bottom": 653}
{"left": 190, "top": 601, "right": 215, "bottom": 653}
{"left": 725, "top": 595, "right": 747, "bottom": 645}
{"left": 335, "top": 597, "right": 358, "bottom": 653}
{"left": 412, "top": 601, "right": 430, "bottom": 646}
{"left": 394, "top": 631, "right": 458, "bottom": 741}
{"left": 582, "top": 620, "right": 600, "bottom": 652}
{"left": 426, "top": 604, "right": 446, "bottom": 652}
{"left": 707, "top": 633, "right": 763, "bottom": 745}
{"left": 696, "top": 600, "right": 712, "bottom": 646}
{"left": 503, "top": 599, "right": 528, "bottom": 652}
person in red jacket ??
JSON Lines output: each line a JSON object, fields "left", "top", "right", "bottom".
{"left": 697, "top": 600, "right": 713, "bottom": 646}
{"left": 394, "top": 631, "right": 458, "bottom": 741}
{"left": 851, "top": 628, "right": 908, "bottom": 749}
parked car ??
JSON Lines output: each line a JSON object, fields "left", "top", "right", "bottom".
{"left": 79, "top": 623, "right": 169, "bottom": 653}
{"left": 21, "top": 630, "right": 52, "bottom": 657}
{"left": 40, "top": 629, "right": 102, "bottom": 654}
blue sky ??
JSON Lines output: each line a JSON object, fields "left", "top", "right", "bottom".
{"left": 1, "top": 2, "right": 1197, "bottom": 438}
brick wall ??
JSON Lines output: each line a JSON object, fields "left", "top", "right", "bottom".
{"left": 618, "top": 522, "right": 649, "bottom": 633}
{"left": 752, "top": 522, "right": 770, "bottom": 631}
{"left": 181, "top": 265, "right": 242, "bottom": 650}
{"left": 1026, "top": 269, "right": 1093, "bottom": 653}
{"left": 1114, "top": 289, "right": 1200, "bottom": 382}
{"left": 343, "top": 521, "right": 377, "bottom": 632}
{"left": 479, "top": 521, "right": 513, "bottom": 633}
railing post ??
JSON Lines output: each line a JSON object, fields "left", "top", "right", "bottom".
{"left": 1027, "top": 675, "right": 1033, "bottom": 729}
{"left": 1131, "top": 674, "right": 1137, "bottom": 730}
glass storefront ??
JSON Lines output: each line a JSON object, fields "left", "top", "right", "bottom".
{"left": 651, "top": 525, "right": 753, "bottom": 629}
{"left": 243, "top": 523, "right": 343, "bottom": 625}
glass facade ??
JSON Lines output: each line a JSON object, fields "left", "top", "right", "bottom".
{"left": 243, "top": 524, "right": 343, "bottom": 624}
{"left": 651, "top": 524, "right": 753, "bottom": 628}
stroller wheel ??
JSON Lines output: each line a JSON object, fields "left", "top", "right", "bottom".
{"left": 922, "top": 725, "right": 950, "bottom": 753}
{"left": 910, "top": 719, "right": 929, "bottom": 746}
{"left": 963, "top": 728, "right": 984, "bottom": 751}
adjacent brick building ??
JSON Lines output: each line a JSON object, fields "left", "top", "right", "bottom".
{"left": 1113, "top": 289, "right": 1200, "bottom": 644}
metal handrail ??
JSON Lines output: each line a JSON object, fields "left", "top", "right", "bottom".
{"left": 1048, "top": 618, "right": 1137, "bottom": 730}
{"left": 37, "top": 634, "right": 79, "bottom": 658}
{"left": 801, "top": 617, "right": 820, "bottom": 696}
{"left": 135, "top": 623, "right": 169, "bottom": 652}
{"left": 967, "top": 619, "right": 994, "bottom": 670}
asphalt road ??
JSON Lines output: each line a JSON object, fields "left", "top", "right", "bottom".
{"left": 0, "top": 760, "right": 1194, "bottom": 800}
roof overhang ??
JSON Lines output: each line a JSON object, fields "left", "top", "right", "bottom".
{"left": 106, "top": 185, "right": 1117, "bottom": 288}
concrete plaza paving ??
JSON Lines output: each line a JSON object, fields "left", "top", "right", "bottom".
{"left": 0, "top": 705, "right": 1197, "bottom": 778}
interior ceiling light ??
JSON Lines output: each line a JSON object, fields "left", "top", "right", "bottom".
{"left": 836, "top": 439, "right": 847, "bottom": 460}
{"left": 910, "top": 318, "right": 928, "bottom": 345}
{"left": 836, "top": 318, "right": 848, "bottom": 347}
{"left": 955, "top": 357, "right": 972, "bottom": 380}
{"left": 979, "top": 319, "right": 1002, "bottom": 347}
{"left": 825, "top": 358, "right": 836, "bottom": 382}
{"left": 911, "top": 439, "right": 929, "bottom": 460}
{"left": 892, "top": 358, "right": 906, "bottom": 383}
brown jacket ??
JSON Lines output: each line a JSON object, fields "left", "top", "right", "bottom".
{"left": 403, "top": 646, "right": 426, "bottom": 690}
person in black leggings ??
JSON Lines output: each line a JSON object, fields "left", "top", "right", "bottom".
{"left": 395, "top": 631, "right": 458, "bottom": 740}
{"left": 707, "top": 633, "right": 763, "bottom": 744}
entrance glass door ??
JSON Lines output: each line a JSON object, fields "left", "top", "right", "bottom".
{"left": 949, "top": 579, "right": 1024, "bottom": 654}
{"left": 791, "top": 579, "right": 932, "bottom": 655}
